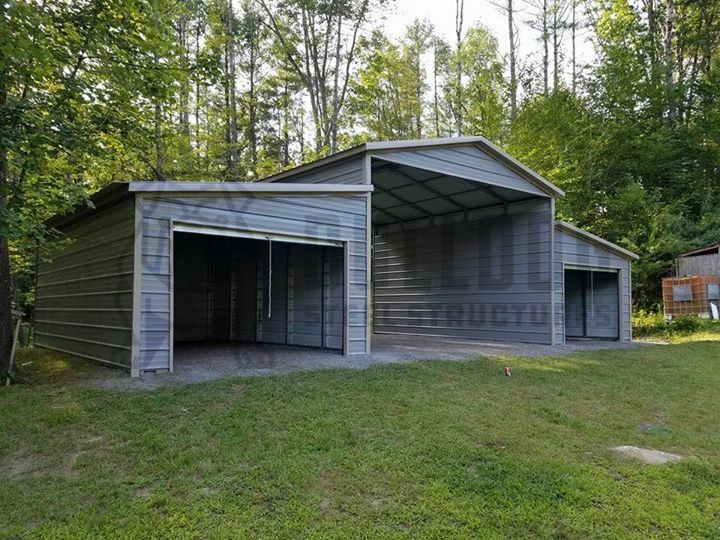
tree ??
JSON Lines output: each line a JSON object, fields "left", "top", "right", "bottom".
{"left": 457, "top": 26, "right": 506, "bottom": 140}
{"left": 256, "top": 0, "right": 381, "bottom": 154}
{"left": 453, "top": 0, "right": 465, "bottom": 135}
{"left": 404, "top": 19, "right": 435, "bottom": 138}
{"left": 527, "top": 0, "right": 551, "bottom": 95}
{"left": 347, "top": 32, "right": 421, "bottom": 140}
{"left": 493, "top": 0, "right": 519, "bottom": 118}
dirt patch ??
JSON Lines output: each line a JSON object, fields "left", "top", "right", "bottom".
{"left": 2, "top": 450, "right": 42, "bottom": 479}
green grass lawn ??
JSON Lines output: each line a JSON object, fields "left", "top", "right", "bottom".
{"left": 2, "top": 339, "right": 720, "bottom": 538}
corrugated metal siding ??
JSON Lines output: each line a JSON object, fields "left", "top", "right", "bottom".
{"left": 233, "top": 239, "right": 258, "bottom": 341}
{"left": 138, "top": 193, "right": 369, "bottom": 371}
{"left": 554, "top": 227, "right": 632, "bottom": 343}
{"left": 174, "top": 234, "right": 241, "bottom": 342}
{"left": 371, "top": 145, "right": 548, "bottom": 197}
{"left": 35, "top": 199, "right": 135, "bottom": 368}
{"left": 272, "top": 155, "right": 365, "bottom": 184}
{"left": 287, "top": 244, "right": 323, "bottom": 347}
{"left": 564, "top": 270, "right": 585, "bottom": 337}
{"left": 373, "top": 198, "right": 554, "bottom": 344}
{"left": 587, "top": 271, "right": 620, "bottom": 338}
{"left": 174, "top": 233, "right": 209, "bottom": 341}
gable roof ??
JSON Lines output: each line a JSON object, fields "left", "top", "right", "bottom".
{"left": 261, "top": 136, "right": 565, "bottom": 198}
{"left": 556, "top": 220, "right": 639, "bottom": 261}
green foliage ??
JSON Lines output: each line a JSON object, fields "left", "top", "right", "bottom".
{"left": 633, "top": 310, "right": 720, "bottom": 339}
{"left": 348, "top": 31, "right": 424, "bottom": 139}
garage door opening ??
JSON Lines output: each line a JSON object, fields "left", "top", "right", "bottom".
{"left": 564, "top": 268, "right": 620, "bottom": 340}
{"left": 172, "top": 231, "right": 345, "bottom": 364}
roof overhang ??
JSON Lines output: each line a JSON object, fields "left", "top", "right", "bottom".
{"left": 129, "top": 181, "right": 372, "bottom": 194}
{"left": 46, "top": 181, "right": 373, "bottom": 230}
{"left": 556, "top": 220, "right": 639, "bottom": 261}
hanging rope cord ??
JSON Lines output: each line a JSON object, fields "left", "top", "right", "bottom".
{"left": 267, "top": 237, "right": 272, "bottom": 319}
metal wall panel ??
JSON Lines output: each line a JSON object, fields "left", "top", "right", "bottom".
{"left": 554, "top": 226, "right": 632, "bottom": 343}
{"left": 373, "top": 198, "right": 554, "bottom": 344}
{"left": 564, "top": 270, "right": 586, "bottom": 337}
{"left": 272, "top": 155, "right": 365, "bottom": 184}
{"left": 35, "top": 199, "right": 135, "bottom": 368}
{"left": 138, "top": 193, "right": 368, "bottom": 371}
{"left": 372, "top": 145, "right": 549, "bottom": 197}
{"left": 587, "top": 271, "right": 620, "bottom": 338}
{"left": 233, "top": 238, "right": 258, "bottom": 341}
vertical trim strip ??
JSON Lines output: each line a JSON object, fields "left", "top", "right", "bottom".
{"left": 627, "top": 263, "right": 633, "bottom": 341}
{"left": 560, "top": 262, "right": 567, "bottom": 344}
{"left": 363, "top": 154, "right": 373, "bottom": 355}
{"left": 344, "top": 240, "right": 350, "bottom": 356}
{"left": 130, "top": 195, "right": 143, "bottom": 377}
{"left": 168, "top": 218, "right": 175, "bottom": 373}
{"left": 365, "top": 192, "right": 372, "bottom": 355}
{"left": 549, "top": 198, "right": 556, "bottom": 345}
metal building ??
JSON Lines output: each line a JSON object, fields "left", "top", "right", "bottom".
{"left": 35, "top": 137, "right": 638, "bottom": 376}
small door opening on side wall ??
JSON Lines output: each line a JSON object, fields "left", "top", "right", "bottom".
{"left": 172, "top": 231, "right": 345, "bottom": 365}
{"left": 564, "top": 268, "right": 620, "bottom": 340}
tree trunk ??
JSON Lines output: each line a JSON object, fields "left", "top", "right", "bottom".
{"left": 0, "top": 0, "right": 12, "bottom": 373}
{"left": 227, "top": 0, "right": 239, "bottom": 178}
{"left": 455, "top": 0, "right": 464, "bottom": 136}
{"left": 647, "top": 0, "right": 657, "bottom": 71}
{"left": 552, "top": 0, "right": 559, "bottom": 90}
{"left": 571, "top": 0, "right": 576, "bottom": 93}
{"left": 178, "top": 14, "right": 190, "bottom": 136}
{"left": 248, "top": 35, "right": 258, "bottom": 174}
{"left": 282, "top": 77, "right": 290, "bottom": 167}
{"left": 195, "top": 19, "right": 202, "bottom": 148}
{"left": 153, "top": 43, "right": 165, "bottom": 181}
{"left": 414, "top": 44, "right": 422, "bottom": 138}
{"left": 154, "top": 97, "right": 164, "bottom": 180}
{"left": 330, "top": 16, "right": 342, "bottom": 153}
{"left": 433, "top": 44, "right": 441, "bottom": 137}
{"left": 508, "top": 0, "right": 518, "bottom": 119}
{"left": 0, "top": 149, "right": 12, "bottom": 374}
{"left": 664, "top": 0, "right": 676, "bottom": 120}
{"left": 543, "top": 0, "right": 549, "bottom": 95}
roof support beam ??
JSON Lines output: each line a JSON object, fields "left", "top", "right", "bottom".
{"left": 373, "top": 185, "right": 435, "bottom": 219}
{"left": 387, "top": 167, "right": 468, "bottom": 211}
{"left": 372, "top": 206, "right": 405, "bottom": 224}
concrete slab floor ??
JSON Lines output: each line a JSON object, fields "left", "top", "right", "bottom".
{"left": 94, "top": 334, "right": 647, "bottom": 391}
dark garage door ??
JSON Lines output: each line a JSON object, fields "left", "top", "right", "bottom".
{"left": 564, "top": 269, "right": 619, "bottom": 339}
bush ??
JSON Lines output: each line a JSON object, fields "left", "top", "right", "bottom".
{"left": 669, "top": 315, "right": 702, "bottom": 334}
{"left": 633, "top": 309, "right": 720, "bottom": 339}
{"left": 632, "top": 309, "right": 666, "bottom": 337}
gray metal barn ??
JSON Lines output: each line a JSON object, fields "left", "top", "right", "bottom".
{"left": 35, "top": 137, "right": 638, "bottom": 376}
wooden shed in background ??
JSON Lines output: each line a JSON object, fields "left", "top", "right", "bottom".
{"left": 664, "top": 243, "right": 720, "bottom": 319}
